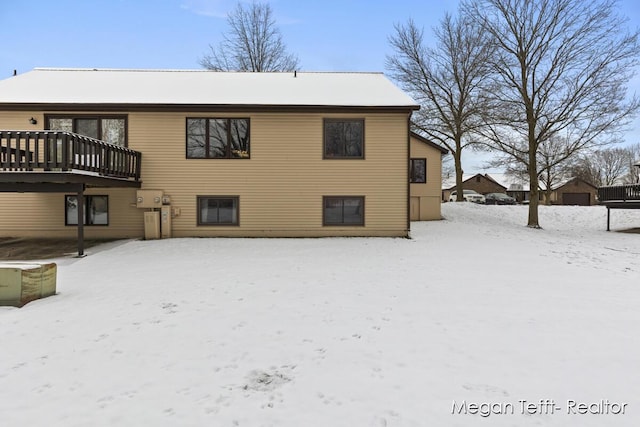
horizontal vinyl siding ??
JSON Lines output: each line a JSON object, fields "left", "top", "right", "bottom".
{"left": 0, "top": 110, "right": 409, "bottom": 238}
{"left": 410, "top": 137, "right": 443, "bottom": 220}
{"left": 0, "top": 193, "right": 61, "bottom": 235}
{"left": 0, "top": 111, "right": 45, "bottom": 130}
{"left": 0, "top": 189, "right": 142, "bottom": 238}
{"left": 129, "top": 112, "right": 408, "bottom": 236}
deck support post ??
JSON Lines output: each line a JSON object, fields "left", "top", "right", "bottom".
{"left": 76, "top": 186, "right": 85, "bottom": 257}
{"left": 606, "top": 207, "right": 611, "bottom": 232}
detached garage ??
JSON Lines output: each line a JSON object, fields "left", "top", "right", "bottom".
{"left": 562, "top": 192, "right": 591, "bottom": 206}
{"left": 552, "top": 178, "right": 598, "bottom": 206}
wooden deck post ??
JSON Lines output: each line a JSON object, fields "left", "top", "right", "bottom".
{"left": 77, "top": 187, "right": 85, "bottom": 257}
{"left": 606, "top": 207, "right": 610, "bottom": 232}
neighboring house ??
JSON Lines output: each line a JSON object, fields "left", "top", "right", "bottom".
{"left": 442, "top": 173, "right": 506, "bottom": 201}
{"left": 490, "top": 174, "right": 597, "bottom": 205}
{"left": 505, "top": 184, "right": 531, "bottom": 204}
{"left": 547, "top": 177, "right": 598, "bottom": 206}
{"left": 409, "top": 132, "right": 448, "bottom": 220}
{"left": 0, "top": 68, "right": 420, "bottom": 251}
{"left": 488, "top": 173, "right": 531, "bottom": 203}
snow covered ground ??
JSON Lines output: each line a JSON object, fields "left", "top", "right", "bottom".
{"left": 1, "top": 203, "right": 639, "bottom": 427}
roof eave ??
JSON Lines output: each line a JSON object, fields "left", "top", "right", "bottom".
{"left": 409, "top": 131, "right": 449, "bottom": 154}
{"left": 0, "top": 102, "right": 420, "bottom": 114}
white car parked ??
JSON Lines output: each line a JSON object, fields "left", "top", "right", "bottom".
{"left": 449, "top": 189, "right": 486, "bottom": 204}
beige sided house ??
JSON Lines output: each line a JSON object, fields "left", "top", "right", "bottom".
{"left": 0, "top": 69, "right": 419, "bottom": 254}
{"left": 409, "top": 132, "right": 448, "bottom": 220}
{"left": 442, "top": 173, "right": 507, "bottom": 202}
{"left": 547, "top": 177, "right": 598, "bottom": 206}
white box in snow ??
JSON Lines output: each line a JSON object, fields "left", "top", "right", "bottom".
{"left": 0, "top": 262, "right": 57, "bottom": 307}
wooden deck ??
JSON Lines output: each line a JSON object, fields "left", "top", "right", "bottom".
{"left": 1, "top": 130, "right": 141, "bottom": 180}
{"left": 597, "top": 184, "right": 640, "bottom": 231}
{"left": 0, "top": 130, "right": 142, "bottom": 255}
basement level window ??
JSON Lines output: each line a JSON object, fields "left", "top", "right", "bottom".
{"left": 323, "top": 196, "right": 364, "bottom": 226}
{"left": 65, "top": 195, "right": 109, "bottom": 226}
{"left": 197, "top": 196, "right": 239, "bottom": 225}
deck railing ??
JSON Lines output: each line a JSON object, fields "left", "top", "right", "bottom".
{"left": 598, "top": 184, "right": 640, "bottom": 203}
{"left": 0, "top": 130, "right": 141, "bottom": 180}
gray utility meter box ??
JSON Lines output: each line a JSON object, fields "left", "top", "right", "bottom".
{"left": 136, "top": 190, "right": 163, "bottom": 209}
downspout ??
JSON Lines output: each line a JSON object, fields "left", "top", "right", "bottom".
{"left": 405, "top": 110, "right": 413, "bottom": 239}
{"left": 406, "top": 113, "right": 411, "bottom": 237}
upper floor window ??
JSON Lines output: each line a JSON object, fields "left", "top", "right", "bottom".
{"left": 187, "top": 118, "right": 250, "bottom": 159}
{"left": 324, "top": 119, "right": 364, "bottom": 159}
{"left": 410, "top": 158, "right": 426, "bottom": 183}
{"left": 46, "top": 116, "right": 127, "bottom": 146}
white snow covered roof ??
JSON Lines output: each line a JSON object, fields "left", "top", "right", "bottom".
{"left": 487, "top": 173, "right": 531, "bottom": 192}
{"left": 0, "top": 68, "right": 419, "bottom": 109}
{"left": 442, "top": 174, "right": 475, "bottom": 190}
{"left": 442, "top": 173, "right": 510, "bottom": 191}
{"left": 489, "top": 173, "right": 586, "bottom": 191}
{"left": 442, "top": 173, "right": 536, "bottom": 191}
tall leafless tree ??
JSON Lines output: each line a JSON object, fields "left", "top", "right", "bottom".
{"left": 487, "top": 135, "right": 576, "bottom": 204}
{"left": 536, "top": 137, "right": 579, "bottom": 205}
{"left": 200, "top": 2, "right": 299, "bottom": 72}
{"left": 570, "top": 147, "right": 632, "bottom": 187}
{"left": 465, "top": 0, "right": 640, "bottom": 227}
{"left": 442, "top": 155, "right": 456, "bottom": 183}
{"left": 624, "top": 143, "right": 640, "bottom": 183}
{"left": 387, "top": 13, "right": 493, "bottom": 201}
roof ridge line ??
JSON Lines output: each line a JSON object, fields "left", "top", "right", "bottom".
{"left": 32, "top": 68, "right": 385, "bottom": 75}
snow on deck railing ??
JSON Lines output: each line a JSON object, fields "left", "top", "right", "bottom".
{"left": 0, "top": 130, "right": 141, "bottom": 180}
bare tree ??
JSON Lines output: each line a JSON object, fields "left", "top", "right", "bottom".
{"left": 442, "top": 155, "right": 455, "bottom": 183}
{"left": 570, "top": 147, "right": 631, "bottom": 186}
{"left": 387, "top": 13, "right": 493, "bottom": 201}
{"left": 568, "top": 155, "right": 604, "bottom": 188}
{"left": 487, "top": 135, "right": 575, "bottom": 204}
{"left": 200, "top": 2, "right": 299, "bottom": 72}
{"left": 465, "top": 0, "right": 640, "bottom": 227}
{"left": 596, "top": 149, "right": 629, "bottom": 186}
{"left": 624, "top": 143, "right": 640, "bottom": 183}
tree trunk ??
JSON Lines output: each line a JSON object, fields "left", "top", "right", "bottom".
{"left": 528, "top": 149, "right": 541, "bottom": 228}
{"left": 528, "top": 181, "right": 540, "bottom": 227}
{"left": 454, "top": 151, "right": 464, "bottom": 202}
